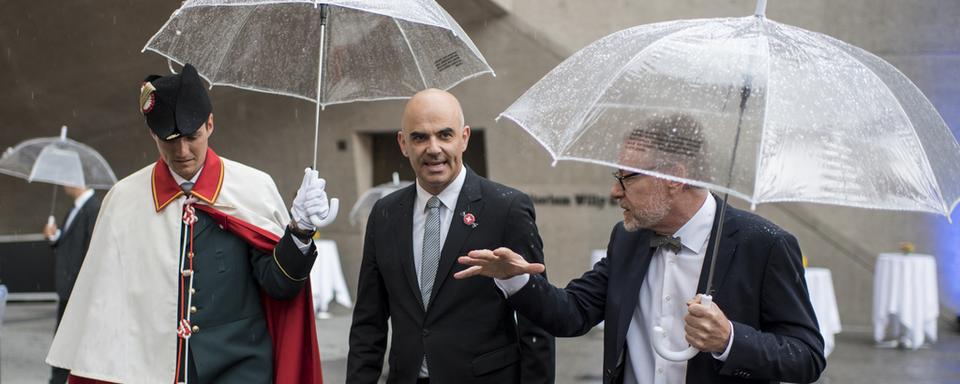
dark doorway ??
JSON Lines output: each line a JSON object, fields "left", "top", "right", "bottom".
{"left": 370, "top": 129, "right": 487, "bottom": 185}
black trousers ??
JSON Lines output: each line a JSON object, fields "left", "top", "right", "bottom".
{"left": 49, "top": 297, "right": 69, "bottom": 384}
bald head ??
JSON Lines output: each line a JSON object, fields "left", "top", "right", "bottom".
{"left": 398, "top": 88, "right": 471, "bottom": 195}
{"left": 402, "top": 88, "right": 465, "bottom": 132}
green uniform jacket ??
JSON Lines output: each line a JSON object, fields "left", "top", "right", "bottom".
{"left": 182, "top": 210, "right": 317, "bottom": 383}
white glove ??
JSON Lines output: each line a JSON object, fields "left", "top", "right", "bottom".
{"left": 291, "top": 168, "right": 329, "bottom": 232}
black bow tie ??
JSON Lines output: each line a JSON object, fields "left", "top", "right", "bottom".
{"left": 650, "top": 235, "right": 682, "bottom": 253}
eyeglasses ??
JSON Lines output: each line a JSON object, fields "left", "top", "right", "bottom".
{"left": 612, "top": 171, "right": 642, "bottom": 191}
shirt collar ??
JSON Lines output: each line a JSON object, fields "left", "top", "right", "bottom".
{"left": 415, "top": 165, "right": 467, "bottom": 212}
{"left": 672, "top": 193, "right": 716, "bottom": 254}
{"left": 170, "top": 166, "right": 203, "bottom": 186}
{"left": 73, "top": 188, "right": 95, "bottom": 209}
{"left": 151, "top": 148, "right": 225, "bottom": 211}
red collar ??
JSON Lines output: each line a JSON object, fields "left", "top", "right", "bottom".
{"left": 151, "top": 148, "right": 224, "bottom": 212}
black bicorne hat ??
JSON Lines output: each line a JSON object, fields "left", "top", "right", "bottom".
{"left": 139, "top": 63, "right": 212, "bottom": 141}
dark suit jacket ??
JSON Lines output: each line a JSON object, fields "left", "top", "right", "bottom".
{"left": 52, "top": 194, "right": 101, "bottom": 315}
{"left": 348, "top": 169, "right": 556, "bottom": 384}
{"left": 508, "top": 195, "right": 825, "bottom": 384}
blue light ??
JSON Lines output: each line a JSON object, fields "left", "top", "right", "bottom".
{"left": 938, "top": 209, "right": 960, "bottom": 315}
{"left": 934, "top": 65, "right": 960, "bottom": 316}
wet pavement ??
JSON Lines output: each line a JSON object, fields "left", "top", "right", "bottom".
{"left": 2, "top": 301, "right": 958, "bottom": 383}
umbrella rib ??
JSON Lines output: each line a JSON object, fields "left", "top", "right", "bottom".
{"left": 141, "top": 5, "right": 182, "bottom": 53}
{"left": 393, "top": 18, "right": 429, "bottom": 89}
{"left": 821, "top": 32, "right": 949, "bottom": 215}
{"left": 750, "top": 18, "right": 773, "bottom": 208}
{"left": 63, "top": 137, "right": 119, "bottom": 186}
{"left": 211, "top": 5, "right": 259, "bottom": 84}
{"left": 558, "top": 24, "right": 697, "bottom": 157}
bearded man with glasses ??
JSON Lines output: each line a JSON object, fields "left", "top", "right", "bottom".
{"left": 456, "top": 114, "right": 825, "bottom": 384}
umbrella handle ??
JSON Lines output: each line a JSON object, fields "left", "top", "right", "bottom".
{"left": 310, "top": 198, "right": 339, "bottom": 228}
{"left": 47, "top": 215, "right": 56, "bottom": 227}
{"left": 650, "top": 294, "right": 713, "bottom": 362}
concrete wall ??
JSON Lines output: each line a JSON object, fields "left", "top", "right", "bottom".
{"left": 2, "top": 0, "right": 958, "bottom": 329}
{"left": 0, "top": 0, "right": 615, "bottom": 311}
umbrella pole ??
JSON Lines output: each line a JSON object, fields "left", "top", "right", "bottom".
{"left": 305, "top": 3, "right": 341, "bottom": 228}
{"left": 652, "top": 76, "right": 756, "bottom": 363}
{"left": 704, "top": 192, "right": 730, "bottom": 294}
{"left": 703, "top": 77, "right": 753, "bottom": 296}
{"left": 312, "top": 4, "right": 329, "bottom": 170}
{"left": 47, "top": 185, "right": 58, "bottom": 228}
{"left": 50, "top": 185, "right": 58, "bottom": 216}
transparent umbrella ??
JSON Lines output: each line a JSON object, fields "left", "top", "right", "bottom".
{"left": 143, "top": 0, "right": 494, "bottom": 169}
{"left": 499, "top": 0, "right": 960, "bottom": 361}
{"left": 0, "top": 126, "right": 117, "bottom": 190}
{"left": 349, "top": 172, "right": 412, "bottom": 225}
{"left": 0, "top": 125, "right": 117, "bottom": 222}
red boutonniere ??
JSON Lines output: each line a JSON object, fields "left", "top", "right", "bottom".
{"left": 461, "top": 212, "right": 477, "bottom": 228}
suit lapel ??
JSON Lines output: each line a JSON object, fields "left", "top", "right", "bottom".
{"left": 696, "top": 194, "right": 739, "bottom": 297}
{"left": 392, "top": 186, "right": 423, "bottom": 309}
{"left": 430, "top": 170, "right": 483, "bottom": 306}
{"left": 614, "top": 230, "right": 655, "bottom": 356}
{"left": 60, "top": 206, "right": 77, "bottom": 238}
{"left": 61, "top": 198, "right": 91, "bottom": 238}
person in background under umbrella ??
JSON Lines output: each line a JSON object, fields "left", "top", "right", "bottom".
{"left": 42, "top": 184, "right": 100, "bottom": 384}
{"left": 456, "top": 114, "right": 825, "bottom": 384}
{"left": 45, "top": 63, "right": 330, "bottom": 383}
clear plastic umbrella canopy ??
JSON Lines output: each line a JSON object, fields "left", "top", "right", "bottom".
{"left": 143, "top": 0, "right": 494, "bottom": 169}
{"left": 0, "top": 126, "right": 117, "bottom": 190}
{"left": 143, "top": 0, "right": 492, "bottom": 106}
{"left": 349, "top": 172, "right": 412, "bottom": 225}
{"left": 500, "top": 2, "right": 960, "bottom": 217}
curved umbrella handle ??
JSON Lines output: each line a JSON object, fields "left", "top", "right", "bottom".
{"left": 310, "top": 197, "right": 339, "bottom": 228}
{"left": 651, "top": 294, "right": 713, "bottom": 362}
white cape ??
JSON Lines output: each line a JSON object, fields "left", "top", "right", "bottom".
{"left": 46, "top": 157, "right": 289, "bottom": 383}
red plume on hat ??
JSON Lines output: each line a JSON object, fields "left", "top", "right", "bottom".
{"left": 140, "top": 63, "right": 212, "bottom": 141}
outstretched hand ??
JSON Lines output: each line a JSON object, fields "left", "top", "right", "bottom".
{"left": 454, "top": 247, "right": 545, "bottom": 280}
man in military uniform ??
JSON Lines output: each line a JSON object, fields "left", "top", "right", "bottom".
{"left": 46, "top": 63, "right": 330, "bottom": 384}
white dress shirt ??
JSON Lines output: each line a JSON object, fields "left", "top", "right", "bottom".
{"left": 412, "top": 165, "right": 466, "bottom": 287}
{"left": 412, "top": 165, "right": 466, "bottom": 377}
{"left": 623, "top": 194, "right": 716, "bottom": 384}
{"left": 48, "top": 188, "right": 95, "bottom": 242}
{"left": 497, "top": 194, "right": 733, "bottom": 384}
{"left": 169, "top": 165, "right": 203, "bottom": 189}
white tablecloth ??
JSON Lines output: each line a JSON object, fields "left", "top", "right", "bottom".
{"left": 309, "top": 240, "right": 353, "bottom": 317}
{"left": 872, "top": 253, "right": 938, "bottom": 349}
{"left": 804, "top": 268, "right": 841, "bottom": 357}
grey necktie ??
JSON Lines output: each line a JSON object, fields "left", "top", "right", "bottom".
{"left": 650, "top": 234, "right": 682, "bottom": 253}
{"left": 180, "top": 182, "right": 195, "bottom": 194}
{"left": 420, "top": 196, "right": 442, "bottom": 308}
